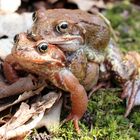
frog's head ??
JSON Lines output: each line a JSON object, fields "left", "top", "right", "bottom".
{"left": 12, "top": 33, "right": 66, "bottom": 75}
{"left": 30, "top": 9, "right": 110, "bottom": 51}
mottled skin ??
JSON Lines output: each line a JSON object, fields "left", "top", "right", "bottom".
{"left": 120, "top": 51, "right": 140, "bottom": 116}
{"left": 30, "top": 9, "right": 110, "bottom": 63}
{"left": 9, "top": 33, "right": 101, "bottom": 133}
{"left": 66, "top": 49, "right": 99, "bottom": 91}
{"left": 29, "top": 9, "right": 140, "bottom": 117}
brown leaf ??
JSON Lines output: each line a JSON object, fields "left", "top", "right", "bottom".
{"left": 0, "top": 75, "right": 45, "bottom": 100}
{"left": 0, "top": 91, "right": 61, "bottom": 139}
{"left": 0, "top": 87, "right": 44, "bottom": 112}
{"left": 0, "top": 0, "right": 21, "bottom": 14}
{"left": 0, "top": 13, "right": 33, "bottom": 38}
{"left": 68, "top": 0, "right": 106, "bottom": 11}
{"left": 36, "top": 98, "right": 63, "bottom": 132}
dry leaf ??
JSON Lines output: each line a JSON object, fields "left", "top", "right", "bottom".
{"left": 0, "top": 38, "right": 13, "bottom": 60}
{"left": 0, "top": 87, "right": 44, "bottom": 112}
{"left": 0, "top": 13, "right": 33, "bottom": 60}
{"left": 36, "top": 98, "right": 63, "bottom": 132}
{"left": 0, "top": 75, "right": 45, "bottom": 99}
{"left": 68, "top": 0, "right": 106, "bottom": 11}
{"left": 0, "top": 0, "right": 21, "bottom": 14}
{"left": 0, "top": 91, "right": 61, "bottom": 139}
{"left": 48, "top": 0, "right": 59, "bottom": 4}
{"left": 0, "top": 13, "right": 33, "bottom": 38}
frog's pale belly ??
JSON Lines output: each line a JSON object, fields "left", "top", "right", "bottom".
{"left": 73, "top": 62, "right": 99, "bottom": 91}
{"left": 83, "top": 62, "right": 99, "bottom": 91}
{"left": 65, "top": 48, "right": 100, "bottom": 91}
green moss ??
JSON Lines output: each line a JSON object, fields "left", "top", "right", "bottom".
{"left": 105, "top": 1, "right": 140, "bottom": 52}
{"left": 27, "top": 89, "right": 140, "bottom": 140}
{"left": 53, "top": 89, "right": 140, "bottom": 140}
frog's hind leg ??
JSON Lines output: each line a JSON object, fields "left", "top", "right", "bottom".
{"left": 121, "top": 51, "right": 140, "bottom": 117}
{"left": 121, "top": 78, "right": 140, "bottom": 117}
{"left": 62, "top": 113, "right": 80, "bottom": 134}
{"left": 59, "top": 69, "right": 88, "bottom": 133}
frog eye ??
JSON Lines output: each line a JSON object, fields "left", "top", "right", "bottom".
{"left": 37, "top": 42, "right": 48, "bottom": 53}
{"left": 56, "top": 21, "right": 68, "bottom": 33}
{"left": 32, "top": 12, "right": 37, "bottom": 22}
{"left": 13, "top": 34, "right": 19, "bottom": 44}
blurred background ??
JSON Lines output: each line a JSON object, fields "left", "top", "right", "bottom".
{"left": 13, "top": 0, "right": 140, "bottom": 52}
{"left": 16, "top": 0, "right": 140, "bottom": 13}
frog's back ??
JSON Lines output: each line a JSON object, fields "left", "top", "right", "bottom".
{"left": 44, "top": 9, "right": 108, "bottom": 27}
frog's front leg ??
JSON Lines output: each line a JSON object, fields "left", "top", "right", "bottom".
{"left": 58, "top": 69, "right": 88, "bottom": 133}
{"left": 3, "top": 54, "right": 20, "bottom": 83}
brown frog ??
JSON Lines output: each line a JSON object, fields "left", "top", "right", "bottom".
{"left": 30, "top": 9, "right": 110, "bottom": 63}
{"left": 10, "top": 32, "right": 100, "bottom": 133}
{"left": 29, "top": 9, "right": 140, "bottom": 117}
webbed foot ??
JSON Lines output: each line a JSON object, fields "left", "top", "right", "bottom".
{"left": 121, "top": 77, "right": 140, "bottom": 117}
{"left": 88, "top": 82, "right": 110, "bottom": 98}
{"left": 62, "top": 113, "right": 80, "bottom": 134}
{"left": 59, "top": 69, "right": 88, "bottom": 134}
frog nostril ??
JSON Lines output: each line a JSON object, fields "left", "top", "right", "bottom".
{"left": 44, "top": 30, "right": 49, "bottom": 35}
{"left": 27, "top": 30, "right": 43, "bottom": 41}
{"left": 27, "top": 30, "right": 36, "bottom": 38}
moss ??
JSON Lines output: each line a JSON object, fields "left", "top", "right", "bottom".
{"left": 105, "top": 1, "right": 140, "bottom": 52}
{"left": 52, "top": 89, "right": 140, "bottom": 140}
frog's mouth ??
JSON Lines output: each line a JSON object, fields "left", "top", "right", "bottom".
{"left": 49, "top": 35, "right": 84, "bottom": 44}
{"left": 28, "top": 32, "right": 84, "bottom": 51}
{"left": 13, "top": 51, "right": 65, "bottom": 67}
{"left": 47, "top": 35, "right": 84, "bottom": 51}
{"left": 29, "top": 32, "right": 84, "bottom": 45}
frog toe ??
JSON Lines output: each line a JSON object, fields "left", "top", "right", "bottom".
{"left": 62, "top": 113, "right": 80, "bottom": 134}
{"left": 121, "top": 78, "right": 140, "bottom": 117}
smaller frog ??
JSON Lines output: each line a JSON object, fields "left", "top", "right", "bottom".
{"left": 11, "top": 32, "right": 91, "bottom": 133}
